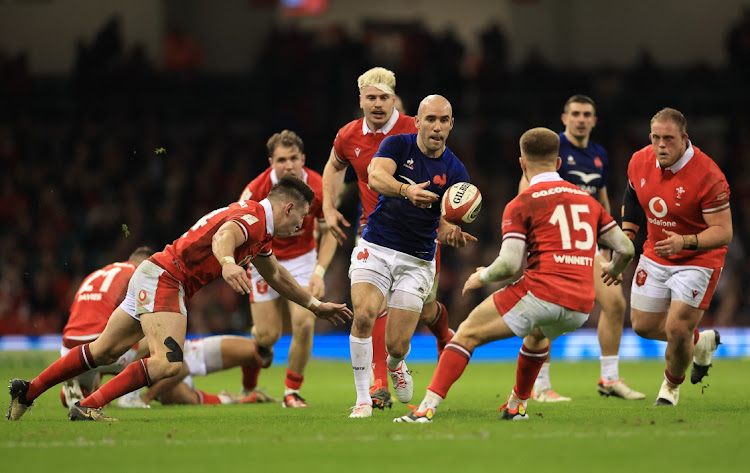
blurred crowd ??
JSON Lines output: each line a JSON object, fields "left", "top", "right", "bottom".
{"left": 1, "top": 12, "right": 749, "bottom": 335}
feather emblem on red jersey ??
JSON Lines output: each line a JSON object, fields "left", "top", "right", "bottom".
{"left": 433, "top": 174, "right": 447, "bottom": 189}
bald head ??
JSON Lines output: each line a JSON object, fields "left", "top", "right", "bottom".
{"left": 417, "top": 95, "right": 452, "bottom": 118}
{"left": 520, "top": 127, "right": 560, "bottom": 165}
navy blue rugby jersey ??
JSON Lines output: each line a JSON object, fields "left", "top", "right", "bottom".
{"left": 558, "top": 132, "right": 609, "bottom": 196}
{"left": 362, "top": 133, "right": 470, "bottom": 261}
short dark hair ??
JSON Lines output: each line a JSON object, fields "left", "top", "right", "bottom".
{"left": 520, "top": 127, "right": 560, "bottom": 163}
{"left": 268, "top": 175, "right": 315, "bottom": 206}
{"left": 563, "top": 94, "right": 596, "bottom": 114}
{"left": 129, "top": 246, "right": 154, "bottom": 263}
{"left": 651, "top": 107, "right": 687, "bottom": 134}
{"left": 267, "top": 130, "right": 304, "bottom": 156}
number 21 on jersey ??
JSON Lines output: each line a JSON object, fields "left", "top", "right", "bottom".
{"left": 549, "top": 204, "right": 594, "bottom": 250}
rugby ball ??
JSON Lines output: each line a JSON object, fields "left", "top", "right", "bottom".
{"left": 441, "top": 182, "right": 482, "bottom": 224}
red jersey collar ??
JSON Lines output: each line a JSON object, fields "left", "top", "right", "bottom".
{"left": 259, "top": 198, "right": 274, "bottom": 236}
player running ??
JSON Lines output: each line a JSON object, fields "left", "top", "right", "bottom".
{"left": 622, "top": 108, "right": 731, "bottom": 406}
{"left": 395, "top": 127, "right": 634, "bottom": 423}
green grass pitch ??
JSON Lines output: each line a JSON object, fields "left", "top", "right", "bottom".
{"left": 2, "top": 351, "right": 748, "bottom": 472}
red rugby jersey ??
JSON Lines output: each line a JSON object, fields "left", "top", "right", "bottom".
{"left": 627, "top": 144, "right": 730, "bottom": 268}
{"left": 333, "top": 111, "right": 416, "bottom": 226}
{"left": 63, "top": 261, "right": 137, "bottom": 343}
{"left": 499, "top": 176, "right": 617, "bottom": 313}
{"left": 238, "top": 167, "right": 323, "bottom": 260}
{"left": 150, "top": 200, "right": 273, "bottom": 298}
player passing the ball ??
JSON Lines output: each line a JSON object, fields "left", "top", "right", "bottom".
{"left": 395, "top": 127, "right": 634, "bottom": 423}
{"left": 347, "top": 94, "right": 477, "bottom": 418}
{"left": 7, "top": 176, "right": 351, "bottom": 422}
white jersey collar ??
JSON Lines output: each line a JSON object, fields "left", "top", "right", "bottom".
{"left": 363, "top": 109, "right": 401, "bottom": 135}
{"left": 259, "top": 198, "right": 274, "bottom": 236}
{"left": 529, "top": 172, "right": 563, "bottom": 187}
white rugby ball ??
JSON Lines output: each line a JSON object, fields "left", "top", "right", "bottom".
{"left": 441, "top": 182, "right": 482, "bottom": 224}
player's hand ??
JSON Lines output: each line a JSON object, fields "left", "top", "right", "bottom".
{"left": 311, "top": 302, "right": 352, "bottom": 326}
{"left": 440, "top": 224, "right": 478, "bottom": 248}
{"left": 462, "top": 266, "right": 486, "bottom": 295}
{"left": 222, "top": 263, "right": 252, "bottom": 295}
{"left": 654, "top": 229, "right": 684, "bottom": 257}
{"left": 599, "top": 261, "right": 623, "bottom": 286}
{"left": 406, "top": 181, "right": 439, "bottom": 209}
{"left": 308, "top": 274, "right": 325, "bottom": 299}
{"left": 323, "top": 206, "right": 350, "bottom": 245}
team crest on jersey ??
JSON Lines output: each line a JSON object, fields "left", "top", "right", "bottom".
{"left": 355, "top": 147, "right": 361, "bottom": 157}
{"left": 403, "top": 158, "right": 414, "bottom": 170}
{"left": 675, "top": 186, "right": 685, "bottom": 200}
{"left": 593, "top": 156, "right": 603, "bottom": 168}
{"left": 256, "top": 279, "right": 269, "bottom": 295}
{"left": 356, "top": 248, "right": 369, "bottom": 262}
{"left": 567, "top": 155, "right": 576, "bottom": 165}
{"left": 635, "top": 269, "right": 647, "bottom": 287}
{"left": 433, "top": 174, "right": 447, "bottom": 189}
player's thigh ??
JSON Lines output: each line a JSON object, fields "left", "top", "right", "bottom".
{"left": 455, "top": 297, "right": 514, "bottom": 347}
{"left": 250, "top": 299, "right": 284, "bottom": 336}
{"left": 140, "top": 311, "right": 187, "bottom": 361}
{"left": 91, "top": 307, "right": 145, "bottom": 358}
{"left": 219, "top": 335, "right": 256, "bottom": 370}
{"left": 630, "top": 308, "right": 667, "bottom": 334}
{"left": 351, "top": 281, "right": 386, "bottom": 318}
{"left": 665, "top": 300, "right": 704, "bottom": 332}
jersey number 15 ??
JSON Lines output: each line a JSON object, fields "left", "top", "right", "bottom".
{"left": 549, "top": 204, "right": 594, "bottom": 250}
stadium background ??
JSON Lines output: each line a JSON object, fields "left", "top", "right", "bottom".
{"left": 1, "top": 0, "right": 749, "bottom": 358}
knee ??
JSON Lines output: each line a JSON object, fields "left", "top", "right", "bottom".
{"left": 352, "top": 314, "right": 375, "bottom": 335}
{"left": 253, "top": 325, "right": 281, "bottom": 347}
{"left": 601, "top": 295, "right": 627, "bottom": 320}
{"left": 292, "top": 316, "right": 315, "bottom": 339}
{"left": 631, "top": 319, "right": 651, "bottom": 339}
{"left": 665, "top": 324, "right": 692, "bottom": 344}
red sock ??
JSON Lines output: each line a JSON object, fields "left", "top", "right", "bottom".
{"left": 284, "top": 369, "right": 304, "bottom": 391}
{"left": 427, "top": 342, "right": 472, "bottom": 398}
{"left": 693, "top": 327, "right": 700, "bottom": 345}
{"left": 242, "top": 365, "right": 260, "bottom": 391}
{"left": 513, "top": 344, "right": 549, "bottom": 400}
{"left": 195, "top": 389, "right": 222, "bottom": 404}
{"left": 81, "top": 359, "right": 150, "bottom": 409}
{"left": 426, "top": 301, "right": 452, "bottom": 343}
{"left": 372, "top": 311, "right": 388, "bottom": 388}
{"left": 664, "top": 369, "right": 685, "bottom": 386}
{"left": 28, "top": 343, "right": 98, "bottom": 401}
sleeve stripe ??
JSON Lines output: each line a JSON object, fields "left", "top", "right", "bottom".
{"left": 333, "top": 150, "right": 347, "bottom": 164}
{"left": 259, "top": 250, "right": 273, "bottom": 257}
{"left": 703, "top": 203, "right": 730, "bottom": 213}
{"left": 230, "top": 219, "right": 249, "bottom": 242}
{"left": 598, "top": 220, "right": 618, "bottom": 235}
{"left": 502, "top": 232, "right": 526, "bottom": 242}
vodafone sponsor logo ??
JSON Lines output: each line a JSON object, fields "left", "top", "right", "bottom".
{"left": 647, "top": 197, "right": 676, "bottom": 227}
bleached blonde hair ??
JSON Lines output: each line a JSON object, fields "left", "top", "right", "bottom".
{"left": 357, "top": 67, "right": 396, "bottom": 94}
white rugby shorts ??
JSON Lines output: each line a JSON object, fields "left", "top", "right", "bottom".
{"left": 183, "top": 336, "right": 224, "bottom": 377}
{"left": 493, "top": 287, "right": 589, "bottom": 340}
{"left": 630, "top": 255, "right": 721, "bottom": 312}
{"left": 348, "top": 239, "right": 435, "bottom": 302}
{"left": 249, "top": 249, "right": 317, "bottom": 303}
{"left": 120, "top": 260, "right": 187, "bottom": 320}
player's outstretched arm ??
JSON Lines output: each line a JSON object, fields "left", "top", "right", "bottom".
{"left": 321, "top": 147, "right": 351, "bottom": 244}
{"left": 253, "top": 255, "right": 352, "bottom": 325}
{"left": 598, "top": 226, "right": 635, "bottom": 286}
{"left": 308, "top": 220, "right": 336, "bottom": 298}
{"left": 462, "top": 238, "right": 526, "bottom": 295}
{"left": 213, "top": 221, "right": 252, "bottom": 295}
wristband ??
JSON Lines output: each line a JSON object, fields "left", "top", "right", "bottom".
{"left": 219, "top": 256, "right": 236, "bottom": 266}
{"left": 683, "top": 234, "right": 698, "bottom": 251}
{"left": 305, "top": 296, "right": 320, "bottom": 310}
{"left": 479, "top": 267, "right": 491, "bottom": 284}
{"left": 313, "top": 264, "right": 326, "bottom": 278}
{"left": 399, "top": 183, "right": 409, "bottom": 198}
